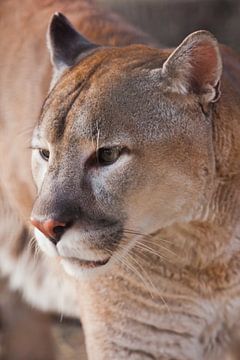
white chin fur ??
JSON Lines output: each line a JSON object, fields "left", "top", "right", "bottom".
{"left": 34, "top": 228, "right": 58, "bottom": 257}
{"left": 60, "top": 259, "right": 92, "bottom": 278}
{"left": 60, "top": 258, "right": 109, "bottom": 279}
{"left": 56, "top": 228, "right": 106, "bottom": 260}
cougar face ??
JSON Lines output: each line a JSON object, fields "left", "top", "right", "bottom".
{"left": 31, "top": 14, "right": 220, "bottom": 278}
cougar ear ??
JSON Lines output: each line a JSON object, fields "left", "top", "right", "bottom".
{"left": 47, "top": 12, "right": 97, "bottom": 71}
{"left": 162, "top": 30, "right": 222, "bottom": 103}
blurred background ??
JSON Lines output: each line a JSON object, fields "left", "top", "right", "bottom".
{"left": 0, "top": 0, "right": 239, "bottom": 359}
{"left": 98, "top": 0, "right": 240, "bottom": 51}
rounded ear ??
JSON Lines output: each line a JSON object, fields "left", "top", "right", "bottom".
{"left": 162, "top": 30, "right": 222, "bottom": 103}
{"left": 47, "top": 12, "right": 97, "bottom": 71}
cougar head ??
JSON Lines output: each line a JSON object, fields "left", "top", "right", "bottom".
{"left": 31, "top": 13, "right": 222, "bottom": 278}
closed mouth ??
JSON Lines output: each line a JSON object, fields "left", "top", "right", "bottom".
{"left": 66, "top": 256, "right": 110, "bottom": 269}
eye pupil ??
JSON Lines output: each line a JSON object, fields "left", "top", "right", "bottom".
{"left": 98, "top": 147, "right": 120, "bottom": 165}
{"left": 39, "top": 149, "right": 50, "bottom": 161}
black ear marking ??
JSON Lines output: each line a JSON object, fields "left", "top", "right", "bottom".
{"left": 48, "top": 12, "right": 97, "bottom": 69}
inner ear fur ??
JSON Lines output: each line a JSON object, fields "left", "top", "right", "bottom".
{"left": 162, "top": 30, "right": 222, "bottom": 103}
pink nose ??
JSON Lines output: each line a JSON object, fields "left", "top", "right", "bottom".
{"left": 30, "top": 218, "right": 67, "bottom": 244}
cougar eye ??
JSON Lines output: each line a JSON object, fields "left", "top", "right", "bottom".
{"left": 39, "top": 149, "right": 50, "bottom": 161}
{"left": 97, "top": 147, "right": 121, "bottom": 166}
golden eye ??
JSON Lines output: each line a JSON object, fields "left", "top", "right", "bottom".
{"left": 97, "top": 147, "right": 121, "bottom": 166}
{"left": 39, "top": 149, "right": 50, "bottom": 161}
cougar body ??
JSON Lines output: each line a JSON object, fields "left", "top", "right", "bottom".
{"left": 1, "top": 1, "right": 240, "bottom": 359}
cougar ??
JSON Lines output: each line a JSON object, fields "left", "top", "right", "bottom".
{"left": 1, "top": 0, "right": 240, "bottom": 359}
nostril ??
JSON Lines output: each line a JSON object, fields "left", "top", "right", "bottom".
{"left": 50, "top": 222, "right": 71, "bottom": 245}
{"left": 53, "top": 225, "right": 66, "bottom": 236}
{"left": 53, "top": 221, "right": 72, "bottom": 236}
{"left": 31, "top": 218, "right": 72, "bottom": 244}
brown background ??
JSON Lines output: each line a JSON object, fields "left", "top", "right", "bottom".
{"left": 1, "top": 1, "right": 239, "bottom": 359}
{"left": 98, "top": 0, "right": 240, "bottom": 51}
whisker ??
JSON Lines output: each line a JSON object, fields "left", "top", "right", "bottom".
{"left": 28, "top": 235, "right": 41, "bottom": 263}
{"left": 136, "top": 239, "right": 178, "bottom": 259}
{"left": 122, "top": 233, "right": 178, "bottom": 260}
{"left": 106, "top": 244, "right": 172, "bottom": 314}
{"left": 117, "top": 244, "right": 158, "bottom": 295}
{"left": 96, "top": 120, "right": 100, "bottom": 163}
{"left": 123, "top": 228, "right": 172, "bottom": 244}
{"left": 116, "top": 244, "right": 171, "bottom": 313}
{"left": 133, "top": 243, "right": 168, "bottom": 262}
{"left": 123, "top": 245, "right": 172, "bottom": 313}
{"left": 125, "top": 251, "right": 156, "bottom": 294}
{"left": 28, "top": 236, "right": 36, "bottom": 252}
{"left": 111, "top": 246, "right": 155, "bottom": 298}
{"left": 123, "top": 229, "right": 152, "bottom": 239}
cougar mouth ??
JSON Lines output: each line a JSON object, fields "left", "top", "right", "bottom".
{"left": 66, "top": 256, "right": 110, "bottom": 269}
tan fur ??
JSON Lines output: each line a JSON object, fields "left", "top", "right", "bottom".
{"left": 1, "top": 1, "right": 240, "bottom": 360}
{"left": 0, "top": 0, "right": 154, "bottom": 315}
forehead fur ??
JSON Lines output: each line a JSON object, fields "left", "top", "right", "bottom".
{"left": 39, "top": 45, "right": 171, "bottom": 140}
{"left": 38, "top": 44, "right": 205, "bottom": 152}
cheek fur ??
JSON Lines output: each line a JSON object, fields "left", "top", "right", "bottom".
{"left": 31, "top": 152, "right": 48, "bottom": 190}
